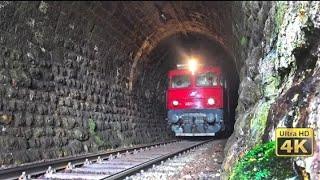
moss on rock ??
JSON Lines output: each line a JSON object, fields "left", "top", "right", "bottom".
{"left": 230, "top": 141, "right": 295, "bottom": 180}
{"left": 240, "top": 36, "right": 248, "bottom": 46}
{"left": 264, "top": 75, "right": 280, "bottom": 99}
{"left": 88, "top": 118, "right": 96, "bottom": 135}
{"left": 88, "top": 118, "right": 104, "bottom": 147}
{"left": 249, "top": 101, "right": 271, "bottom": 147}
{"left": 275, "top": 2, "right": 287, "bottom": 34}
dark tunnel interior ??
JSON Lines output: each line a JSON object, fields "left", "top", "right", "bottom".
{"left": 133, "top": 32, "right": 240, "bottom": 136}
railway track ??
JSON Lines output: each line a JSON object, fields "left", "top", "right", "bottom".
{"left": 1, "top": 139, "right": 212, "bottom": 180}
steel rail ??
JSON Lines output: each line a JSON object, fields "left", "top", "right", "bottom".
{"left": 0, "top": 140, "right": 177, "bottom": 180}
{"left": 105, "top": 139, "right": 213, "bottom": 180}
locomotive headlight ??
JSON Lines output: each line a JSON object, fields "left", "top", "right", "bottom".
{"left": 188, "top": 58, "right": 198, "bottom": 74}
{"left": 208, "top": 98, "right": 215, "bottom": 105}
{"left": 172, "top": 100, "right": 179, "bottom": 106}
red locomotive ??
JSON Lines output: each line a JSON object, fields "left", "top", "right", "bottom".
{"left": 166, "top": 59, "right": 227, "bottom": 136}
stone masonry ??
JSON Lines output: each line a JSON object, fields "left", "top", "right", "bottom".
{"left": 0, "top": 1, "right": 172, "bottom": 166}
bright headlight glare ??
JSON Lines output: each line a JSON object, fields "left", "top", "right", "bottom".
{"left": 172, "top": 100, "right": 179, "bottom": 106}
{"left": 188, "top": 58, "right": 198, "bottom": 74}
{"left": 208, "top": 98, "right": 215, "bottom": 105}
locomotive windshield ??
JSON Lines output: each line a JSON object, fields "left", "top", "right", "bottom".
{"left": 171, "top": 75, "right": 190, "bottom": 88}
{"left": 196, "top": 72, "right": 218, "bottom": 87}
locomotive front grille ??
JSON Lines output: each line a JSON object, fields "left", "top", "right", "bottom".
{"left": 181, "top": 113, "right": 206, "bottom": 119}
{"left": 182, "top": 119, "right": 206, "bottom": 124}
{"left": 167, "top": 109, "right": 223, "bottom": 136}
{"left": 180, "top": 113, "right": 208, "bottom": 124}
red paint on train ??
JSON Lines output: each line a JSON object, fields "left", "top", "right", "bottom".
{"left": 166, "top": 66, "right": 224, "bottom": 110}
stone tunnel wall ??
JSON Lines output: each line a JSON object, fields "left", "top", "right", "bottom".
{"left": 0, "top": 1, "right": 171, "bottom": 166}
{"left": 224, "top": 1, "right": 320, "bottom": 178}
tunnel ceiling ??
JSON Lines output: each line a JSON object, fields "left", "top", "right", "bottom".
{"left": 97, "top": 1, "right": 234, "bottom": 53}
{"left": 146, "top": 32, "right": 235, "bottom": 66}
{"left": 93, "top": 1, "right": 235, "bottom": 89}
{"left": 136, "top": 32, "right": 238, "bottom": 93}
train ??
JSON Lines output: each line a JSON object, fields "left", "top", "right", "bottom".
{"left": 166, "top": 59, "right": 229, "bottom": 136}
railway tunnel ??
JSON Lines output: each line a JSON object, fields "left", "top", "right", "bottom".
{"left": 0, "top": 1, "right": 320, "bottom": 179}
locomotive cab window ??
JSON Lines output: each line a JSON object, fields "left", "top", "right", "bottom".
{"left": 196, "top": 72, "right": 218, "bottom": 87}
{"left": 171, "top": 75, "right": 191, "bottom": 88}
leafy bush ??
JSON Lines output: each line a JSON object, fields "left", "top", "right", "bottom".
{"left": 230, "top": 141, "right": 295, "bottom": 180}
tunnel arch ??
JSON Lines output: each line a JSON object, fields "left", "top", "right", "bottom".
{"left": 131, "top": 31, "right": 240, "bottom": 137}
{"left": 128, "top": 20, "right": 237, "bottom": 91}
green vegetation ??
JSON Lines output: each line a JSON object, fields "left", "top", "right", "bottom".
{"left": 264, "top": 75, "right": 280, "bottom": 98}
{"left": 275, "top": 2, "right": 287, "bottom": 33}
{"left": 88, "top": 118, "right": 104, "bottom": 146}
{"left": 230, "top": 141, "right": 295, "bottom": 180}
{"left": 250, "top": 102, "right": 270, "bottom": 145}
{"left": 240, "top": 36, "right": 248, "bottom": 46}
{"left": 88, "top": 118, "right": 96, "bottom": 135}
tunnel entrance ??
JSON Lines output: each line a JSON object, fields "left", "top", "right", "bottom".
{"left": 0, "top": 1, "right": 239, "bottom": 167}
{"left": 133, "top": 32, "right": 239, "bottom": 137}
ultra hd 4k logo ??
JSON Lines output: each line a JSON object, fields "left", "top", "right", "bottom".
{"left": 276, "top": 128, "right": 314, "bottom": 157}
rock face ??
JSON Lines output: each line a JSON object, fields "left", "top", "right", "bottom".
{"left": 0, "top": 2, "right": 172, "bottom": 166}
{"left": 224, "top": 1, "right": 320, "bottom": 179}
